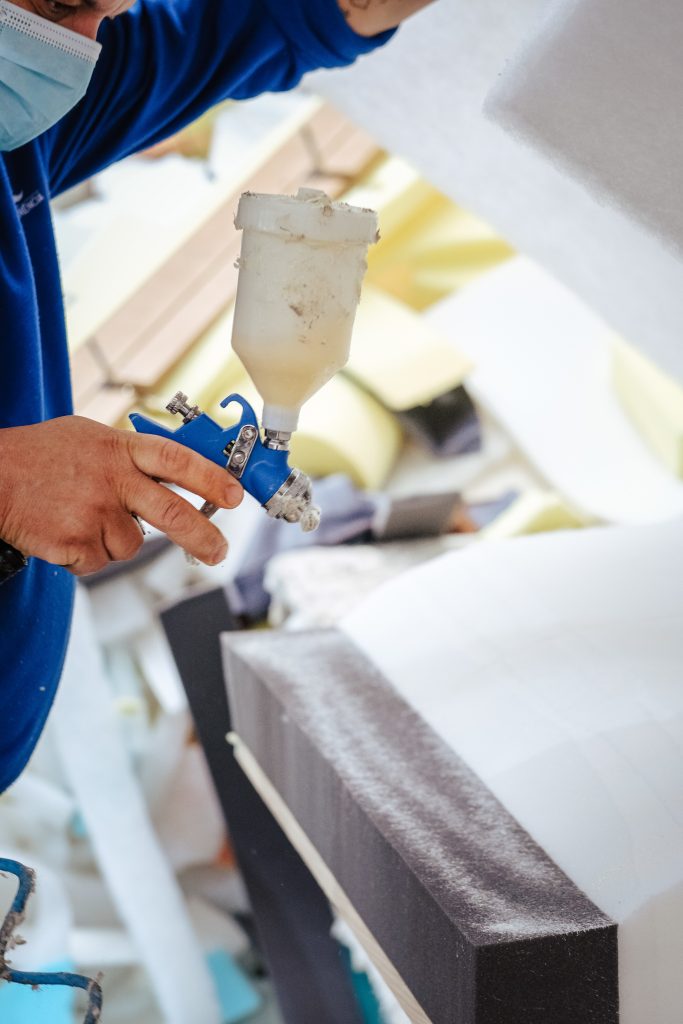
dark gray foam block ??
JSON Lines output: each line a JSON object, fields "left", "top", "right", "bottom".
{"left": 162, "top": 590, "right": 366, "bottom": 1024}
{"left": 223, "top": 628, "right": 619, "bottom": 1024}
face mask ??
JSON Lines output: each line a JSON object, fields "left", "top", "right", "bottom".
{"left": 0, "top": 0, "right": 101, "bottom": 151}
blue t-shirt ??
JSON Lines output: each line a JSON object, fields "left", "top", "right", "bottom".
{"left": 0, "top": 0, "right": 392, "bottom": 793}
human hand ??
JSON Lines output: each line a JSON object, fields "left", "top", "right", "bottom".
{"left": 340, "top": 0, "right": 435, "bottom": 37}
{"left": 0, "top": 416, "right": 243, "bottom": 576}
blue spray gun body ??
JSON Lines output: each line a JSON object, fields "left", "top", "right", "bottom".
{"left": 130, "top": 392, "right": 320, "bottom": 532}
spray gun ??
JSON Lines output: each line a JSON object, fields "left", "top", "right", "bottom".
{"left": 130, "top": 188, "right": 378, "bottom": 538}
{"left": 130, "top": 390, "right": 321, "bottom": 531}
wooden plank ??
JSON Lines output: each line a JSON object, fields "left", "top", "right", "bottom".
{"left": 120, "top": 258, "right": 239, "bottom": 388}
{"left": 71, "top": 341, "right": 107, "bottom": 407}
{"left": 78, "top": 385, "right": 136, "bottom": 427}
{"left": 324, "top": 125, "right": 381, "bottom": 178}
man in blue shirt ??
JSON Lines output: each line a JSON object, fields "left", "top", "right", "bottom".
{"left": 0, "top": 0, "right": 431, "bottom": 792}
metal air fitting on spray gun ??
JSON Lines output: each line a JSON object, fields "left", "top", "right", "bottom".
{"left": 130, "top": 391, "right": 321, "bottom": 535}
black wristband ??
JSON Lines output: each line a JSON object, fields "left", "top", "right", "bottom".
{"left": 0, "top": 539, "right": 28, "bottom": 585}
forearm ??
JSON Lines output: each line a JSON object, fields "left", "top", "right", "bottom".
{"left": 46, "top": 0, "right": 397, "bottom": 196}
{"left": 340, "top": 0, "right": 435, "bottom": 37}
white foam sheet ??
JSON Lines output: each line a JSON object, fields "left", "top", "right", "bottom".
{"left": 53, "top": 587, "right": 221, "bottom": 1024}
{"left": 426, "top": 258, "right": 683, "bottom": 524}
{"left": 306, "top": 3, "right": 683, "bottom": 384}
{"left": 341, "top": 520, "right": 683, "bottom": 1024}
{"left": 486, "top": 0, "right": 683, "bottom": 256}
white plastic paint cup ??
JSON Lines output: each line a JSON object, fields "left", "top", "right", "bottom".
{"left": 231, "top": 188, "right": 378, "bottom": 433}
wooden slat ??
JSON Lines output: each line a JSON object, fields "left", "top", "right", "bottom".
{"left": 120, "top": 258, "right": 239, "bottom": 387}
{"left": 78, "top": 385, "right": 135, "bottom": 426}
{"left": 70, "top": 341, "right": 107, "bottom": 407}
{"left": 91, "top": 216, "right": 237, "bottom": 367}
{"left": 305, "top": 104, "right": 354, "bottom": 152}
{"left": 323, "top": 125, "right": 380, "bottom": 178}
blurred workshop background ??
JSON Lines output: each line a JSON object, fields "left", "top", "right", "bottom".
{"left": 1, "top": 70, "right": 682, "bottom": 1024}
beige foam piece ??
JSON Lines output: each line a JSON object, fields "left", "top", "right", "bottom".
{"left": 612, "top": 337, "right": 683, "bottom": 478}
{"left": 343, "top": 156, "right": 431, "bottom": 241}
{"left": 293, "top": 374, "right": 401, "bottom": 490}
{"left": 480, "top": 489, "right": 590, "bottom": 539}
{"left": 345, "top": 155, "right": 513, "bottom": 311}
{"left": 347, "top": 285, "right": 472, "bottom": 411}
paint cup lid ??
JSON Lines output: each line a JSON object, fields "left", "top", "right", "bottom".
{"left": 235, "top": 188, "right": 378, "bottom": 245}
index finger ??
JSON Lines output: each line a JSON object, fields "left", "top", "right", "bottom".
{"left": 126, "top": 434, "right": 243, "bottom": 510}
{"left": 127, "top": 476, "right": 229, "bottom": 565}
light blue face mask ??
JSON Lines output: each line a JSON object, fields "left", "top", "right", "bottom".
{"left": 0, "top": 0, "right": 101, "bottom": 151}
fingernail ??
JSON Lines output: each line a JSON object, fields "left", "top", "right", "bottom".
{"left": 211, "top": 541, "right": 228, "bottom": 565}
{"left": 224, "top": 483, "right": 241, "bottom": 505}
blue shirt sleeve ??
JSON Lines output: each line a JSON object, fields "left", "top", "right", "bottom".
{"left": 41, "top": 0, "right": 394, "bottom": 196}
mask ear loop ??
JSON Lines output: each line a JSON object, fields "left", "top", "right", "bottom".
{"left": 0, "top": 0, "right": 102, "bottom": 62}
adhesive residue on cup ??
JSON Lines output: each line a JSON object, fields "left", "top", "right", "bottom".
{"left": 231, "top": 188, "right": 378, "bottom": 433}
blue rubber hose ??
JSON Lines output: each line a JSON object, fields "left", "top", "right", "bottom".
{"left": 0, "top": 857, "right": 103, "bottom": 1023}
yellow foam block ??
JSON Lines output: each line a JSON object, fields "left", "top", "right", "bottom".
{"left": 343, "top": 156, "right": 434, "bottom": 242}
{"left": 292, "top": 374, "right": 402, "bottom": 490}
{"left": 343, "top": 155, "right": 513, "bottom": 311}
{"left": 347, "top": 285, "right": 472, "bottom": 412}
{"left": 480, "top": 490, "right": 588, "bottom": 540}
{"left": 612, "top": 337, "right": 683, "bottom": 478}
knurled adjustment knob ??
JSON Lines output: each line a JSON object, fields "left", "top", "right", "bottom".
{"left": 166, "top": 392, "right": 200, "bottom": 422}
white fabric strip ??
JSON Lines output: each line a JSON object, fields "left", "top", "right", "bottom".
{"left": 52, "top": 587, "right": 221, "bottom": 1024}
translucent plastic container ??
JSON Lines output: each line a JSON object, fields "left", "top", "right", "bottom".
{"left": 231, "top": 188, "right": 378, "bottom": 433}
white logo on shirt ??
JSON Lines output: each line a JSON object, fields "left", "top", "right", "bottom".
{"left": 14, "top": 189, "right": 44, "bottom": 219}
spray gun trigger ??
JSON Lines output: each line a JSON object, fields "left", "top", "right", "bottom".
{"left": 219, "top": 393, "right": 260, "bottom": 433}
